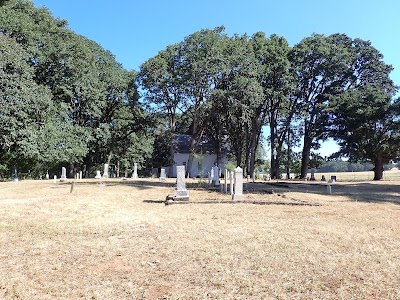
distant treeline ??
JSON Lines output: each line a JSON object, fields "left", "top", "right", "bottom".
{"left": 316, "top": 161, "right": 395, "bottom": 173}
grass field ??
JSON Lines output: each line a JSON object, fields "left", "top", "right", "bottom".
{"left": 0, "top": 177, "right": 399, "bottom": 299}
{"left": 304, "top": 168, "right": 400, "bottom": 181}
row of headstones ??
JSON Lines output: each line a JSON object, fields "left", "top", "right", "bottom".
{"left": 207, "top": 166, "right": 245, "bottom": 200}
{"left": 54, "top": 163, "right": 139, "bottom": 182}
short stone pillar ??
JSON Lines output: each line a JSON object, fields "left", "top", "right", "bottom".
{"left": 45, "top": 171, "right": 49, "bottom": 180}
{"left": 175, "top": 165, "right": 189, "bottom": 201}
{"left": 103, "top": 164, "right": 109, "bottom": 178}
{"left": 79, "top": 171, "right": 83, "bottom": 180}
{"left": 229, "top": 171, "right": 234, "bottom": 195}
{"left": 232, "top": 167, "right": 244, "bottom": 201}
{"left": 60, "top": 167, "right": 67, "bottom": 182}
{"left": 207, "top": 172, "right": 211, "bottom": 185}
{"left": 95, "top": 170, "right": 101, "bottom": 179}
{"left": 159, "top": 168, "right": 166, "bottom": 182}
{"left": 213, "top": 165, "right": 219, "bottom": 186}
{"left": 53, "top": 175, "right": 57, "bottom": 183}
{"left": 327, "top": 179, "right": 334, "bottom": 194}
{"left": 224, "top": 169, "right": 228, "bottom": 194}
{"left": 132, "top": 163, "right": 138, "bottom": 179}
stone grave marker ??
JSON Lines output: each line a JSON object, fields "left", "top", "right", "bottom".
{"left": 175, "top": 165, "right": 189, "bottom": 201}
{"left": 45, "top": 171, "right": 49, "bottom": 180}
{"left": 224, "top": 169, "right": 228, "bottom": 193}
{"left": 79, "top": 171, "right": 83, "bottom": 180}
{"left": 60, "top": 167, "right": 67, "bottom": 182}
{"left": 95, "top": 170, "right": 101, "bottom": 179}
{"left": 230, "top": 171, "right": 234, "bottom": 195}
{"left": 103, "top": 164, "right": 109, "bottom": 178}
{"left": 213, "top": 165, "right": 219, "bottom": 186}
{"left": 53, "top": 175, "right": 57, "bottom": 183}
{"left": 132, "top": 163, "right": 138, "bottom": 179}
{"left": 159, "top": 168, "right": 166, "bottom": 182}
{"left": 232, "top": 167, "right": 244, "bottom": 201}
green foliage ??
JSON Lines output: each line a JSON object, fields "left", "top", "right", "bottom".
{"left": 330, "top": 87, "right": 400, "bottom": 179}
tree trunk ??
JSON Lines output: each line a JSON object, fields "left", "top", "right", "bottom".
{"left": 300, "top": 136, "right": 312, "bottom": 179}
{"left": 373, "top": 157, "right": 384, "bottom": 180}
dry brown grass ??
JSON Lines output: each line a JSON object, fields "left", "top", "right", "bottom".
{"left": 0, "top": 178, "right": 399, "bottom": 299}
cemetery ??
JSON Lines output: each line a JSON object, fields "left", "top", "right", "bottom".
{"left": 1, "top": 1, "right": 400, "bottom": 299}
{"left": 0, "top": 167, "right": 399, "bottom": 299}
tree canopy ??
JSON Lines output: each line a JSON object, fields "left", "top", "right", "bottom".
{"left": 0, "top": 1, "right": 398, "bottom": 181}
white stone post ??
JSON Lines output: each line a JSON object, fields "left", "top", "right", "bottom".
{"left": 213, "top": 165, "right": 219, "bottom": 186}
{"left": 103, "top": 164, "right": 109, "bottom": 178}
{"left": 132, "top": 163, "right": 138, "bottom": 179}
{"left": 229, "top": 171, "right": 234, "bottom": 195}
{"left": 60, "top": 167, "right": 67, "bottom": 182}
{"left": 224, "top": 169, "right": 228, "bottom": 194}
{"left": 232, "top": 167, "right": 244, "bottom": 201}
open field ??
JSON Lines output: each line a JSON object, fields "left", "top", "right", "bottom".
{"left": 296, "top": 167, "right": 400, "bottom": 181}
{"left": 1, "top": 178, "right": 400, "bottom": 299}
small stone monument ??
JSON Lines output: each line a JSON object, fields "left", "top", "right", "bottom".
{"left": 103, "top": 164, "right": 109, "bottom": 178}
{"left": 79, "top": 171, "right": 83, "bottom": 180}
{"left": 53, "top": 175, "right": 57, "bottom": 183}
{"left": 45, "top": 171, "right": 49, "bottom": 180}
{"left": 132, "top": 163, "right": 138, "bottom": 179}
{"left": 11, "top": 169, "right": 18, "bottom": 182}
{"left": 159, "top": 168, "right": 166, "bottom": 182}
{"left": 232, "top": 167, "right": 244, "bottom": 201}
{"left": 224, "top": 169, "right": 228, "bottom": 194}
{"left": 60, "top": 167, "right": 67, "bottom": 182}
{"left": 213, "top": 165, "right": 219, "bottom": 186}
{"left": 174, "top": 165, "right": 189, "bottom": 201}
{"left": 230, "top": 171, "right": 234, "bottom": 195}
{"left": 327, "top": 179, "right": 334, "bottom": 194}
{"left": 95, "top": 170, "right": 101, "bottom": 179}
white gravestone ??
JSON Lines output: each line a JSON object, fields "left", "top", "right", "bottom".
{"left": 45, "top": 171, "right": 49, "bottom": 180}
{"left": 79, "top": 171, "right": 82, "bottom": 180}
{"left": 60, "top": 167, "right": 67, "bottom": 182}
{"left": 95, "top": 170, "right": 101, "bottom": 179}
{"left": 232, "top": 167, "right": 244, "bottom": 201}
{"left": 229, "top": 171, "right": 234, "bottom": 195}
{"left": 210, "top": 168, "right": 214, "bottom": 181}
{"left": 175, "top": 165, "right": 189, "bottom": 201}
{"left": 224, "top": 169, "right": 228, "bottom": 194}
{"left": 53, "top": 175, "right": 57, "bottom": 183}
{"left": 159, "top": 168, "right": 166, "bottom": 182}
{"left": 213, "top": 165, "right": 219, "bottom": 186}
{"left": 132, "top": 163, "right": 138, "bottom": 179}
{"left": 103, "top": 164, "right": 109, "bottom": 178}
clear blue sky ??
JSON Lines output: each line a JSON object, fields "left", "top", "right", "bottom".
{"left": 33, "top": 0, "right": 400, "bottom": 157}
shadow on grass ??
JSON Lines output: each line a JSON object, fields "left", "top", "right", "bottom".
{"left": 247, "top": 181, "right": 400, "bottom": 205}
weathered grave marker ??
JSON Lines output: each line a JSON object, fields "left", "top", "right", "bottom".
{"left": 159, "top": 168, "right": 166, "bottom": 182}
{"left": 103, "top": 164, "right": 109, "bottom": 178}
{"left": 232, "top": 167, "right": 244, "bottom": 201}
{"left": 95, "top": 170, "right": 101, "bottom": 179}
{"left": 213, "top": 165, "right": 219, "bottom": 186}
{"left": 175, "top": 165, "right": 189, "bottom": 201}
{"left": 132, "top": 163, "right": 138, "bottom": 179}
{"left": 60, "top": 167, "right": 67, "bottom": 182}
